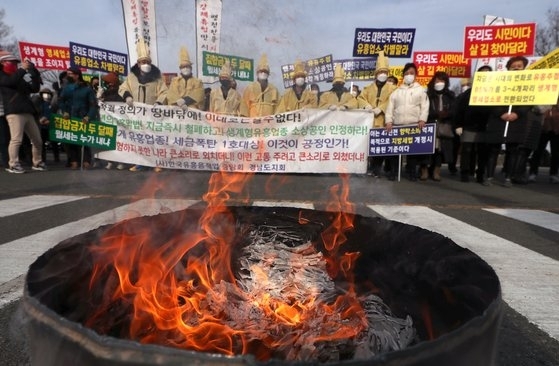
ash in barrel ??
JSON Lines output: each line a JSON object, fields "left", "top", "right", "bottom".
{"left": 202, "top": 223, "right": 417, "bottom": 362}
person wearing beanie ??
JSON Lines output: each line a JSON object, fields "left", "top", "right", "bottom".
{"left": 275, "top": 59, "right": 317, "bottom": 113}
{"left": 242, "top": 54, "right": 279, "bottom": 117}
{"left": 31, "top": 88, "right": 60, "bottom": 163}
{"left": 0, "top": 53, "right": 47, "bottom": 173}
{"left": 358, "top": 51, "right": 397, "bottom": 177}
{"left": 167, "top": 46, "right": 204, "bottom": 110}
{"left": 318, "top": 64, "right": 358, "bottom": 110}
{"left": 97, "top": 72, "right": 125, "bottom": 170}
{"left": 209, "top": 60, "right": 245, "bottom": 116}
{"left": 385, "top": 62, "right": 430, "bottom": 181}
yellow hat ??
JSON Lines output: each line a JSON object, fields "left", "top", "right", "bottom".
{"left": 136, "top": 38, "right": 151, "bottom": 62}
{"left": 375, "top": 51, "right": 389, "bottom": 75}
{"left": 219, "top": 60, "right": 232, "bottom": 80}
{"left": 257, "top": 53, "right": 270, "bottom": 73}
{"left": 332, "top": 63, "right": 345, "bottom": 83}
{"left": 292, "top": 59, "right": 307, "bottom": 79}
{"left": 179, "top": 46, "right": 192, "bottom": 66}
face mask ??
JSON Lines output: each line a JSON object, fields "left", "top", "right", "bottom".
{"left": 220, "top": 79, "right": 231, "bottom": 89}
{"left": 66, "top": 76, "right": 75, "bottom": 84}
{"left": 258, "top": 72, "right": 268, "bottom": 81}
{"left": 386, "top": 81, "right": 394, "bottom": 86}
{"left": 403, "top": 74, "right": 415, "bottom": 85}
{"left": 311, "top": 90, "right": 318, "bottom": 95}
{"left": 434, "top": 82, "right": 445, "bottom": 91}
{"left": 295, "top": 77, "right": 305, "bottom": 86}
{"left": 2, "top": 62, "right": 17, "bottom": 74}
{"left": 180, "top": 67, "right": 191, "bottom": 76}
{"left": 350, "top": 91, "right": 357, "bottom": 97}
{"left": 140, "top": 64, "right": 152, "bottom": 73}
{"left": 42, "top": 93, "right": 52, "bottom": 101}
{"left": 376, "top": 73, "right": 388, "bottom": 83}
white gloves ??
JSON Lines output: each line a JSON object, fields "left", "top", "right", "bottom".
{"left": 455, "top": 127, "right": 463, "bottom": 136}
{"left": 96, "top": 87, "right": 104, "bottom": 100}
{"left": 329, "top": 104, "right": 337, "bottom": 111}
{"left": 372, "top": 107, "right": 382, "bottom": 115}
{"left": 125, "top": 96, "right": 134, "bottom": 107}
{"left": 365, "top": 105, "right": 373, "bottom": 113}
{"left": 176, "top": 98, "right": 185, "bottom": 107}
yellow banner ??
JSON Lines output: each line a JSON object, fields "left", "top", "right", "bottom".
{"left": 470, "top": 69, "right": 559, "bottom": 105}
{"left": 527, "top": 47, "right": 559, "bottom": 70}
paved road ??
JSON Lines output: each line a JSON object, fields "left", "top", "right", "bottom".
{"left": 0, "top": 164, "right": 558, "bottom": 365}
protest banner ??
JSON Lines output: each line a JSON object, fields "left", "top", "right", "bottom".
{"left": 413, "top": 51, "right": 472, "bottom": 78}
{"left": 18, "top": 41, "right": 70, "bottom": 70}
{"left": 333, "top": 58, "right": 377, "bottom": 81}
{"left": 196, "top": 0, "right": 222, "bottom": 83}
{"left": 97, "top": 104, "right": 370, "bottom": 174}
{"left": 121, "top": 0, "right": 158, "bottom": 66}
{"left": 369, "top": 123, "right": 436, "bottom": 157}
{"left": 464, "top": 23, "right": 535, "bottom": 59}
{"left": 353, "top": 28, "right": 415, "bottom": 58}
{"left": 470, "top": 69, "right": 559, "bottom": 106}
{"left": 202, "top": 51, "right": 253, "bottom": 81}
{"left": 69, "top": 42, "right": 128, "bottom": 75}
{"left": 281, "top": 55, "right": 334, "bottom": 88}
{"left": 528, "top": 47, "right": 559, "bottom": 70}
{"left": 50, "top": 114, "right": 117, "bottom": 150}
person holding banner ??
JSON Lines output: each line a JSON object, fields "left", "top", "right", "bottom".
{"left": 242, "top": 54, "right": 279, "bottom": 117}
{"left": 119, "top": 38, "right": 168, "bottom": 172}
{"left": 275, "top": 60, "right": 317, "bottom": 113}
{"left": 0, "top": 53, "right": 46, "bottom": 173}
{"left": 485, "top": 56, "right": 532, "bottom": 187}
{"left": 210, "top": 60, "right": 245, "bottom": 116}
{"left": 167, "top": 47, "right": 204, "bottom": 111}
{"left": 318, "top": 64, "right": 358, "bottom": 111}
{"left": 358, "top": 51, "right": 397, "bottom": 177}
{"left": 385, "top": 62, "right": 430, "bottom": 181}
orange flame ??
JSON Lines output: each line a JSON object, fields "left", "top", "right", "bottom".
{"left": 87, "top": 171, "right": 366, "bottom": 361}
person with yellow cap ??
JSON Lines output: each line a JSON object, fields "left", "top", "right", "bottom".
{"left": 318, "top": 64, "right": 358, "bottom": 110}
{"left": 167, "top": 46, "right": 204, "bottom": 110}
{"left": 242, "top": 54, "right": 279, "bottom": 117}
{"left": 119, "top": 38, "right": 168, "bottom": 172}
{"left": 119, "top": 38, "right": 168, "bottom": 107}
{"left": 358, "top": 51, "right": 397, "bottom": 177}
{"left": 275, "top": 60, "right": 317, "bottom": 113}
{"left": 209, "top": 60, "right": 245, "bottom": 116}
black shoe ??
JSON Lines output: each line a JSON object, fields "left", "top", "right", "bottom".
{"left": 460, "top": 175, "right": 470, "bottom": 182}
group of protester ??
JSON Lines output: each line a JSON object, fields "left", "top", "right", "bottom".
{"left": 1, "top": 40, "right": 558, "bottom": 184}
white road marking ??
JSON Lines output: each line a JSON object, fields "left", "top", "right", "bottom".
{"left": 0, "top": 199, "right": 198, "bottom": 307}
{"left": 483, "top": 208, "right": 559, "bottom": 233}
{"left": 0, "top": 195, "right": 89, "bottom": 218}
{"left": 369, "top": 204, "right": 559, "bottom": 341}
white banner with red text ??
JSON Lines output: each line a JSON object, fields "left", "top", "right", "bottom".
{"left": 97, "top": 104, "right": 370, "bottom": 174}
{"left": 121, "top": 0, "right": 158, "bottom": 66}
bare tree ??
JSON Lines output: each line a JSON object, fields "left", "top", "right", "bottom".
{"left": 535, "top": 7, "right": 559, "bottom": 56}
{"left": 0, "top": 8, "right": 17, "bottom": 53}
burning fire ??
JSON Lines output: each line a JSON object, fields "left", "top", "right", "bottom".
{"left": 86, "top": 172, "right": 370, "bottom": 361}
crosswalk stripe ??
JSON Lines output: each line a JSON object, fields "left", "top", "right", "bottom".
{"left": 0, "top": 195, "right": 89, "bottom": 218}
{"left": 483, "top": 208, "right": 559, "bottom": 233}
{"left": 369, "top": 204, "right": 559, "bottom": 341}
{"left": 0, "top": 199, "right": 198, "bottom": 308}
{"left": 252, "top": 200, "right": 315, "bottom": 209}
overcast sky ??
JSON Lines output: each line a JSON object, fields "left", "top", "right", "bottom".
{"left": 2, "top": 0, "right": 556, "bottom": 88}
